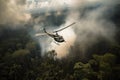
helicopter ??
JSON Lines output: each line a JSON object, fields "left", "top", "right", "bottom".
{"left": 35, "top": 22, "right": 76, "bottom": 43}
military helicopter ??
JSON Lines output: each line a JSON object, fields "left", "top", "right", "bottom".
{"left": 35, "top": 22, "right": 76, "bottom": 43}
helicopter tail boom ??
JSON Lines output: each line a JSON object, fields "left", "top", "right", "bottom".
{"left": 43, "top": 28, "right": 55, "bottom": 38}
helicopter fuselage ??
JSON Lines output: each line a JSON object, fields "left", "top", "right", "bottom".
{"left": 46, "top": 32, "right": 65, "bottom": 42}
{"left": 43, "top": 28, "right": 65, "bottom": 43}
{"left": 53, "top": 35, "right": 65, "bottom": 42}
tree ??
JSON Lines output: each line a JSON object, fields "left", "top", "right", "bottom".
{"left": 73, "top": 62, "right": 92, "bottom": 80}
{"left": 92, "top": 53, "right": 117, "bottom": 80}
{"left": 12, "top": 49, "right": 30, "bottom": 58}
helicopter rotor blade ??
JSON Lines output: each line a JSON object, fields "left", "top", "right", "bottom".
{"left": 53, "top": 22, "right": 76, "bottom": 33}
{"left": 35, "top": 33, "right": 47, "bottom": 37}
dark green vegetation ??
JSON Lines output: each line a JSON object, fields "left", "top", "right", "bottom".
{"left": 0, "top": 26, "right": 120, "bottom": 80}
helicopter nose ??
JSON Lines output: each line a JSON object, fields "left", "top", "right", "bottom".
{"left": 63, "top": 39, "right": 66, "bottom": 42}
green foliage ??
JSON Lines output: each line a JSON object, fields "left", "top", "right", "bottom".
{"left": 102, "top": 53, "right": 116, "bottom": 65}
{"left": 74, "top": 62, "right": 84, "bottom": 69}
{"left": 26, "top": 42, "right": 36, "bottom": 51}
{"left": 12, "top": 49, "right": 30, "bottom": 57}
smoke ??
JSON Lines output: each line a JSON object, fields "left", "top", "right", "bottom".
{"left": 30, "top": 0, "right": 119, "bottom": 58}
{"left": 50, "top": 0, "right": 118, "bottom": 58}
{"left": 0, "top": 0, "right": 31, "bottom": 25}
{"left": 0, "top": 0, "right": 118, "bottom": 58}
{"left": 63, "top": 0, "right": 119, "bottom": 57}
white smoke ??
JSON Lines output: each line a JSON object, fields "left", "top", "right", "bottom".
{"left": 48, "top": 0, "right": 118, "bottom": 58}
{"left": 0, "top": 0, "right": 31, "bottom": 25}
{"left": 64, "top": 0, "right": 117, "bottom": 53}
{"left": 32, "top": 0, "right": 118, "bottom": 58}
